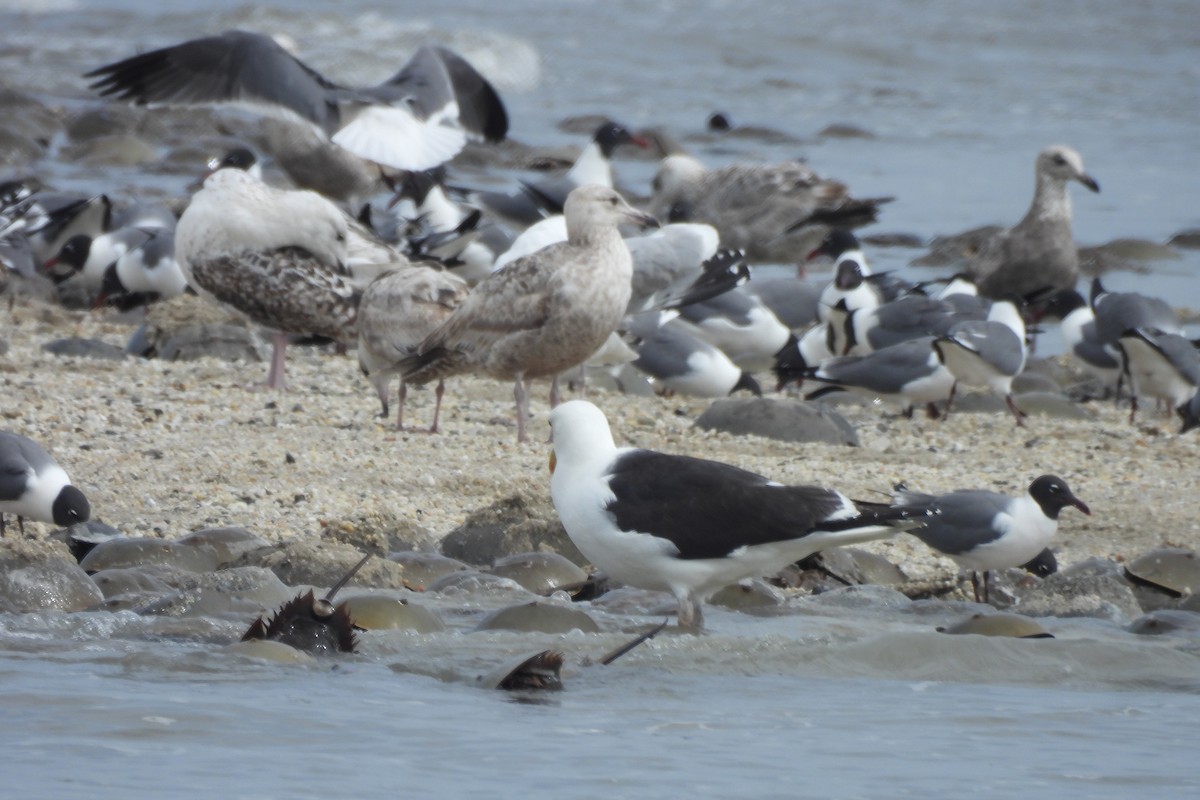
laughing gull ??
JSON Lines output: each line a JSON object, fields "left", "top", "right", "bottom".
{"left": 549, "top": 400, "right": 937, "bottom": 629}
{"left": 969, "top": 145, "right": 1100, "bottom": 299}
{"left": 174, "top": 168, "right": 365, "bottom": 389}
{"left": 1089, "top": 277, "right": 1181, "bottom": 343}
{"left": 396, "top": 185, "right": 658, "bottom": 442}
{"left": 840, "top": 294, "right": 983, "bottom": 356}
{"left": 0, "top": 431, "right": 91, "bottom": 536}
{"left": 674, "top": 286, "right": 792, "bottom": 372}
{"left": 1116, "top": 328, "right": 1200, "bottom": 425}
{"left": 358, "top": 265, "right": 470, "bottom": 432}
{"left": 895, "top": 475, "right": 1090, "bottom": 603}
{"left": 86, "top": 31, "right": 508, "bottom": 176}
{"left": 648, "top": 154, "right": 892, "bottom": 264}
{"left": 626, "top": 312, "right": 762, "bottom": 398}
{"left": 802, "top": 336, "right": 956, "bottom": 418}
{"left": 468, "top": 121, "right": 649, "bottom": 230}
{"left": 934, "top": 298, "right": 1028, "bottom": 425}
{"left": 772, "top": 322, "right": 838, "bottom": 390}
{"left": 8, "top": 192, "right": 112, "bottom": 264}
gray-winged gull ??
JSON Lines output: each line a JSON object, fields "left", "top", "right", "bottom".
{"left": 549, "top": 400, "right": 937, "bottom": 629}
{"left": 175, "top": 168, "right": 367, "bottom": 389}
{"left": 0, "top": 431, "right": 91, "bottom": 536}
{"left": 803, "top": 336, "right": 956, "bottom": 418}
{"left": 626, "top": 312, "right": 761, "bottom": 398}
{"left": 933, "top": 298, "right": 1028, "bottom": 425}
{"left": 400, "top": 184, "right": 658, "bottom": 442}
{"left": 358, "top": 265, "right": 471, "bottom": 432}
{"left": 86, "top": 31, "right": 508, "bottom": 176}
{"left": 1116, "top": 328, "right": 1200, "bottom": 425}
{"left": 969, "top": 145, "right": 1100, "bottom": 299}
{"left": 895, "top": 475, "right": 1090, "bottom": 603}
{"left": 648, "top": 154, "right": 891, "bottom": 264}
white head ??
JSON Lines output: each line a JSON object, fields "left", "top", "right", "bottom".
{"left": 651, "top": 154, "right": 707, "bottom": 200}
{"left": 1036, "top": 145, "right": 1100, "bottom": 192}
{"left": 549, "top": 400, "right": 617, "bottom": 467}
{"left": 563, "top": 184, "right": 658, "bottom": 246}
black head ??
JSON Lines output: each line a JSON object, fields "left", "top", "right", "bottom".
{"left": 1028, "top": 475, "right": 1090, "bottom": 520}
{"left": 46, "top": 234, "right": 92, "bottom": 273}
{"left": 1177, "top": 391, "right": 1200, "bottom": 434}
{"left": 707, "top": 111, "right": 734, "bottom": 132}
{"left": 807, "top": 229, "right": 860, "bottom": 262}
{"left": 593, "top": 121, "right": 649, "bottom": 157}
{"left": 52, "top": 485, "right": 91, "bottom": 527}
{"left": 834, "top": 259, "right": 865, "bottom": 290}
{"left": 1034, "top": 288, "right": 1087, "bottom": 322}
{"left": 1021, "top": 547, "right": 1058, "bottom": 578}
{"left": 732, "top": 372, "right": 762, "bottom": 397}
{"left": 666, "top": 200, "right": 692, "bottom": 223}
{"left": 212, "top": 147, "right": 257, "bottom": 172}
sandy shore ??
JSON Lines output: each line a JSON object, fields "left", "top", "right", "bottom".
{"left": 2, "top": 293, "right": 1197, "bottom": 583}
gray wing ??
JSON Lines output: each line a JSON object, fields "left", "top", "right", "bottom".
{"left": 1152, "top": 332, "right": 1200, "bottom": 384}
{"left": 905, "top": 489, "right": 1011, "bottom": 555}
{"left": 86, "top": 30, "right": 340, "bottom": 132}
{"left": 0, "top": 432, "right": 45, "bottom": 501}
{"left": 378, "top": 45, "right": 507, "bottom": 142}
{"left": 1094, "top": 292, "right": 1181, "bottom": 343}
{"left": 816, "top": 337, "right": 938, "bottom": 394}
{"left": 632, "top": 324, "right": 717, "bottom": 380}
{"left": 944, "top": 319, "right": 1025, "bottom": 376}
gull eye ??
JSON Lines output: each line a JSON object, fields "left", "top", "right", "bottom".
{"left": 1052, "top": 154, "right": 1067, "bottom": 166}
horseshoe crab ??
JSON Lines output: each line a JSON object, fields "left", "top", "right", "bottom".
{"left": 241, "top": 554, "right": 370, "bottom": 654}
{"left": 936, "top": 611, "right": 1054, "bottom": 639}
{"left": 1124, "top": 548, "right": 1199, "bottom": 597}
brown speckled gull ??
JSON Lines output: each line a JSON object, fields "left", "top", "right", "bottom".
{"left": 398, "top": 184, "right": 658, "bottom": 442}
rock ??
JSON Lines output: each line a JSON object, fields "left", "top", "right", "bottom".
{"left": 816, "top": 123, "right": 876, "bottom": 139}
{"left": 1092, "top": 238, "right": 1180, "bottom": 262}
{"left": 135, "top": 567, "right": 294, "bottom": 617}
{"left": 1126, "top": 609, "right": 1200, "bottom": 636}
{"left": 49, "top": 519, "right": 125, "bottom": 562}
{"left": 1016, "top": 558, "right": 1142, "bottom": 622}
{"left": 65, "top": 106, "right": 143, "bottom": 141}
{"left": 937, "top": 611, "right": 1054, "bottom": 638}
{"left": 175, "top": 527, "right": 270, "bottom": 567}
{"left": 709, "top": 579, "right": 786, "bottom": 611}
{"left": 321, "top": 511, "right": 437, "bottom": 556}
{"left": 158, "top": 324, "right": 267, "bottom": 362}
{"left": 42, "top": 337, "right": 127, "bottom": 361}
{"left": 1013, "top": 391, "right": 1096, "bottom": 420}
{"left": 1167, "top": 228, "right": 1200, "bottom": 249}
{"left": 90, "top": 564, "right": 198, "bottom": 599}
{"left": 439, "top": 488, "right": 583, "bottom": 566}
{"left": 911, "top": 225, "right": 1002, "bottom": 268}
{"left": 862, "top": 232, "right": 926, "bottom": 249}
{"left": 0, "top": 538, "right": 103, "bottom": 612}
{"left": 69, "top": 134, "right": 159, "bottom": 167}
{"left": 694, "top": 397, "right": 859, "bottom": 446}
{"left": 0, "top": 128, "right": 44, "bottom": 165}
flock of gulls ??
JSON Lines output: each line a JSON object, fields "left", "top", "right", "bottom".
{"left": 1, "top": 29, "right": 1196, "bottom": 636}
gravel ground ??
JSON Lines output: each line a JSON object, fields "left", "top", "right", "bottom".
{"left": 2, "top": 293, "right": 1198, "bottom": 583}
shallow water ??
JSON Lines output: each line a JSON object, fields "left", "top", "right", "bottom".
{"left": 3, "top": 1, "right": 1200, "bottom": 796}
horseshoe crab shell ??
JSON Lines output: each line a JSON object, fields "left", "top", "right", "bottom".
{"left": 937, "top": 611, "right": 1054, "bottom": 639}
{"left": 240, "top": 554, "right": 370, "bottom": 654}
{"left": 478, "top": 650, "right": 565, "bottom": 691}
{"left": 1124, "top": 548, "right": 1199, "bottom": 597}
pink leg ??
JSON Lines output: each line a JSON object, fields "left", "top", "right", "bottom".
{"left": 514, "top": 376, "right": 530, "bottom": 443}
{"left": 266, "top": 332, "right": 289, "bottom": 390}
{"left": 430, "top": 380, "right": 445, "bottom": 433}
{"left": 1005, "top": 394, "right": 1025, "bottom": 427}
{"left": 397, "top": 381, "right": 408, "bottom": 431}
{"left": 549, "top": 375, "right": 562, "bottom": 407}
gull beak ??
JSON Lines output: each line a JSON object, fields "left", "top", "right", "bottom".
{"left": 625, "top": 209, "right": 660, "bottom": 230}
{"left": 548, "top": 450, "right": 557, "bottom": 474}
{"left": 1069, "top": 494, "right": 1091, "bottom": 516}
{"left": 1077, "top": 173, "right": 1100, "bottom": 193}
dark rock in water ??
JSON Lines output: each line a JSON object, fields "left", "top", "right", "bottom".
{"left": 1127, "top": 609, "right": 1200, "bottom": 636}
{"left": 1091, "top": 237, "right": 1180, "bottom": 262}
{"left": 787, "top": 548, "right": 907, "bottom": 591}
{"left": 489, "top": 551, "right": 587, "bottom": 594}
{"left": 1077, "top": 246, "right": 1147, "bottom": 277}
{"left": 817, "top": 123, "right": 876, "bottom": 139}
{"left": 694, "top": 397, "right": 859, "bottom": 446}
{"left": 1168, "top": 228, "right": 1200, "bottom": 249}
{"left": 475, "top": 599, "right": 600, "bottom": 634}
{"left": 65, "top": 106, "right": 144, "bottom": 141}
{"left": 0, "top": 538, "right": 103, "bottom": 612}
{"left": 862, "top": 232, "right": 926, "bottom": 249}
{"left": 439, "top": 489, "right": 583, "bottom": 566}
{"left": 43, "top": 337, "right": 127, "bottom": 361}
{"left": 67, "top": 134, "right": 158, "bottom": 167}
{"left": 387, "top": 551, "right": 471, "bottom": 590}
{"left": 0, "top": 87, "right": 62, "bottom": 143}
{"left": 158, "top": 323, "right": 267, "bottom": 362}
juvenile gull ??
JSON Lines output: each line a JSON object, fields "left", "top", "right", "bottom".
{"left": 174, "top": 168, "right": 364, "bottom": 389}
{"left": 86, "top": 31, "right": 508, "bottom": 176}
{"left": 549, "top": 400, "right": 936, "bottom": 629}
{"left": 895, "top": 475, "right": 1090, "bottom": 603}
{"left": 357, "top": 265, "right": 470, "bottom": 432}
{"left": 0, "top": 431, "right": 91, "bottom": 536}
{"left": 969, "top": 145, "right": 1100, "bottom": 299}
{"left": 399, "top": 185, "right": 658, "bottom": 442}
{"left": 648, "top": 154, "right": 891, "bottom": 264}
